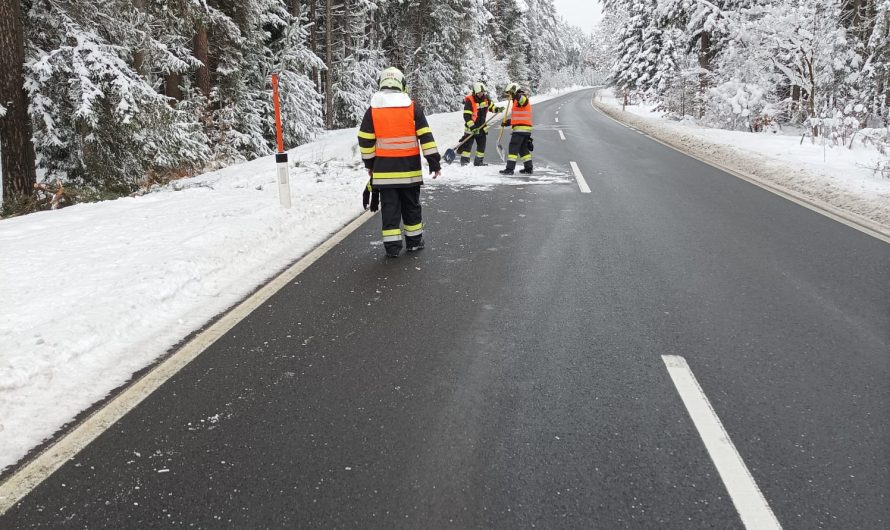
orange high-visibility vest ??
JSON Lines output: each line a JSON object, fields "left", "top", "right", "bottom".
{"left": 371, "top": 103, "right": 420, "bottom": 158}
{"left": 511, "top": 101, "right": 533, "bottom": 127}
{"left": 465, "top": 95, "right": 479, "bottom": 122}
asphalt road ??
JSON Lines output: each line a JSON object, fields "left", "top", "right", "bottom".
{"left": 2, "top": 89, "right": 888, "bottom": 528}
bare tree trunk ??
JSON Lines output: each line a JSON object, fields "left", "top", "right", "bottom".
{"left": 791, "top": 85, "right": 801, "bottom": 115}
{"left": 0, "top": 0, "right": 37, "bottom": 203}
{"left": 697, "top": 31, "right": 712, "bottom": 118}
{"left": 324, "top": 0, "right": 333, "bottom": 129}
{"left": 194, "top": 24, "right": 211, "bottom": 96}
{"left": 807, "top": 59, "right": 818, "bottom": 137}
{"left": 309, "top": 0, "right": 319, "bottom": 93}
{"left": 133, "top": 0, "right": 146, "bottom": 76}
{"left": 165, "top": 74, "right": 183, "bottom": 103}
{"left": 289, "top": 0, "right": 301, "bottom": 18}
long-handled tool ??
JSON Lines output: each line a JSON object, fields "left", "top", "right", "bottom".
{"left": 443, "top": 112, "right": 504, "bottom": 165}
{"left": 496, "top": 99, "right": 513, "bottom": 162}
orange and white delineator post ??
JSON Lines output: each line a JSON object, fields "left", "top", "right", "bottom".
{"left": 271, "top": 74, "right": 292, "bottom": 208}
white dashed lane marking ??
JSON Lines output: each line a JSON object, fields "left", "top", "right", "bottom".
{"left": 569, "top": 161, "right": 591, "bottom": 194}
{"left": 662, "top": 355, "right": 782, "bottom": 530}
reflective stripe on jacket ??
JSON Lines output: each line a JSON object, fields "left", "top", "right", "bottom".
{"left": 372, "top": 103, "right": 420, "bottom": 158}
{"left": 463, "top": 94, "right": 499, "bottom": 132}
{"left": 358, "top": 90, "right": 441, "bottom": 189}
{"left": 511, "top": 97, "right": 533, "bottom": 132}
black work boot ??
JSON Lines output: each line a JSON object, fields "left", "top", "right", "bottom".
{"left": 460, "top": 157, "right": 470, "bottom": 167}
{"left": 499, "top": 161, "right": 516, "bottom": 175}
{"left": 384, "top": 243, "right": 401, "bottom": 258}
{"left": 519, "top": 163, "right": 533, "bottom": 174}
{"left": 474, "top": 159, "right": 488, "bottom": 167}
{"left": 406, "top": 238, "right": 425, "bottom": 252}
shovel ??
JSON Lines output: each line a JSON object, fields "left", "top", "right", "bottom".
{"left": 443, "top": 112, "right": 504, "bottom": 165}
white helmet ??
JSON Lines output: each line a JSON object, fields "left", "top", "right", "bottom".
{"left": 503, "top": 82, "right": 520, "bottom": 96}
{"left": 472, "top": 82, "right": 487, "bottom": 96}
{"left": 379, "top": 67, "right": 407, "bottom": 92}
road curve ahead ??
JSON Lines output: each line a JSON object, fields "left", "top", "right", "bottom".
{"left": 2, "top": 89, "right": 888, "bottom": 529}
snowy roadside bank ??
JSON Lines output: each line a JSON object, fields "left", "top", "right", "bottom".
{"left": 593, "top": 90, "right": 890, "bottom": 238}
{"left": 0, "top": 88, "right": 584, "bottom": 474}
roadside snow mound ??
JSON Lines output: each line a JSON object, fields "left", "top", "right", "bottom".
{"left": 594, "top": 91, "right": 890, "bottom": 235}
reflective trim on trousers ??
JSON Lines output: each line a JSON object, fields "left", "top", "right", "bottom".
{"left": 382, "top": 228, "right": 402, "bottom": 242}
{"left": 404, "top": 222, "right": 423, "bottom": 237}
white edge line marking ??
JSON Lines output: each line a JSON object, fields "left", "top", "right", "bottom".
{"left": 559, "top": 130, "right": 566, "bottom": 141}
{"left": 661, "top": 355, "right": 782, "bottom": 530}
{"left": 0, "top": 210, "right": 376, "bottom": 514}
{"left": 555, "top": 117, "right": 560, "bottom": 123}
{"left": 570, "top": 161, "right": 591, "bottom": 194}
{"left": 588, "top": 95, "right": 890, "bottom": 244}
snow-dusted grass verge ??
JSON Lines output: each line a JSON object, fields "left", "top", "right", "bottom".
{"left": 0, "top": 87, "right": 584, "bottom": 474}
{"left": 593, "top": 90, "right": 890, "bottom": 237}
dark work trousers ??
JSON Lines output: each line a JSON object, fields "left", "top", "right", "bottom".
{"left": 380, "top": 186, "right": 423, "bottom": 253}
{"left": 460, "top": 131, "right": 488, "bottom": 165}
{"left": 505, "top": 131, "right": 533, "bottom": 171}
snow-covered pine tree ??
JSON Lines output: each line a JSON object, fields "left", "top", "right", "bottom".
{"left": 25, "top": 0, "right": 210, "bottom": 193}
{"left": 267, "top": 3, "right": 326, "bottom": 144}
{"left": 610, "top": 0, "right": 676, "bottom": 98}
{"left": 524, "top": 0, "right": 565, "bottom": 93}
{"left": 870, "top": 0, "right": 890, "bottom": 123}
{"left": 203, "top": 0, "right": 324, "bottom": 164}
{"left": 330, "top": 0, "right": 386, "bottom": 128}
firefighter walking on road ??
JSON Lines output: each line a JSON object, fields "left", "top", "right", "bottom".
{"left": 459, "top": 82, "right": 504, "bottom": 166}
{"left": 499, "top": 82, "right": 534, "bottom": 175}
{"left": 358, "top": 67, "right": 441, "bottom": 258}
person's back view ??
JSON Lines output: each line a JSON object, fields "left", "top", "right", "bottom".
{"left": 358, "top": 67, "right": 442, "bottom": 258}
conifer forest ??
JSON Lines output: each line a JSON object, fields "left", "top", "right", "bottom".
{"left": 0, "top": 0, "right": 597, "bottom": 213}
{"left": 1, "top": 0, "right": 887, "bottom": 214}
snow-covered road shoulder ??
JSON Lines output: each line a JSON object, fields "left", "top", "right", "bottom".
{"left": 593, "top": 91, "right": 890, "bottom": 239}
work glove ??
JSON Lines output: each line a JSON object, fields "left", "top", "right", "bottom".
{"left": 362, "top": 179, "right": 379, "bottom": 212}
{"left": 528, "top": 137, "right": 534, "bottom": 152}
{"left": 503, "top": 119, "right": 511, "bottom": 127}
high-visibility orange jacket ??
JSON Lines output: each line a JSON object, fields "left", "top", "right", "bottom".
{"left": 463, "top": 94, "right": 502, "bottom": 132}
{"left": 358, "top": 90, "right": 441, "bottom": 188}
{"left": 510, "top": 94, "right": 533, "bottom": 133}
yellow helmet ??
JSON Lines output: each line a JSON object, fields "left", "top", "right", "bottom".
{"left": 378, "top": 67, "right": 407, "bottom": 92}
